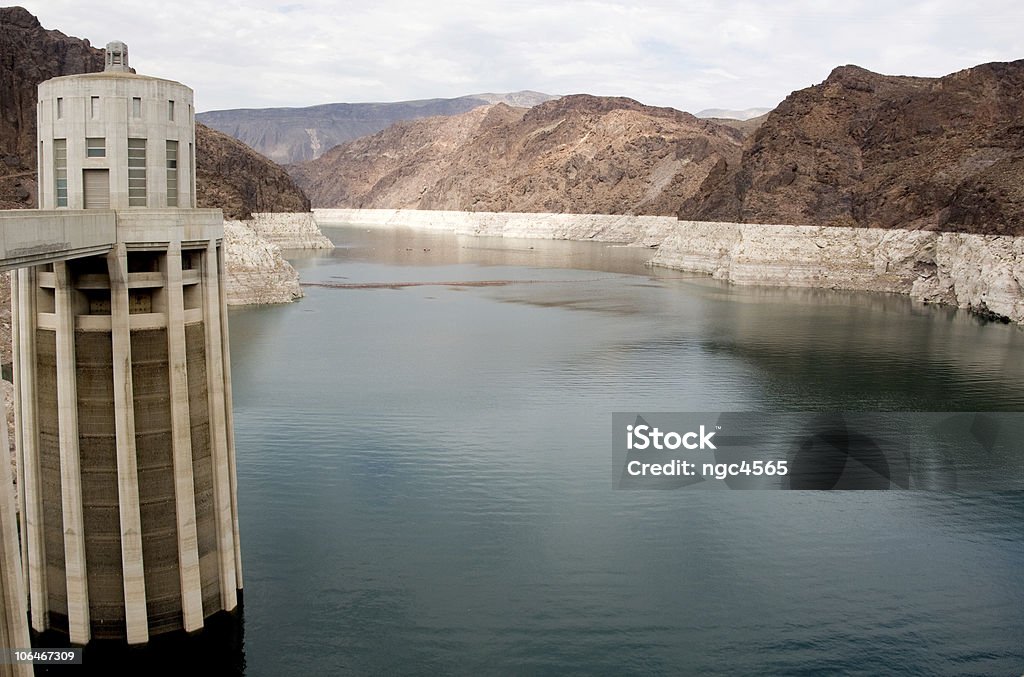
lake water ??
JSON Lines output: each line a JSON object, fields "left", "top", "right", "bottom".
{"left": 226, "top": 225, "right": 1024, "bottom": 675}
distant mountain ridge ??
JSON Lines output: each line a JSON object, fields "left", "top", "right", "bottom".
{"left": 696, "top": 107, "right": 773, "bottom": 121}
{"left": 289, "top": 94, "right": 744, "bottom": 216}
{"left": 198, "top": 91, "right": 558, "bottom": 164}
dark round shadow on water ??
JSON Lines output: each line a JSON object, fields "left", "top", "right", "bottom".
{"left": 785, "top": 415, "right": 905, "bottom": 490}
{"left": 32, "top": 601, "right": 245, "bottom": 676}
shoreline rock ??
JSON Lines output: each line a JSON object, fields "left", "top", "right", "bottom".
{"left": 314, "top": 208, "right": 677, "bottom": 246}
{"left": 247, "top": 212, "right": 335, "bottom": 250}
{"left": 223, "top": 221, "right": 304, "bottom": 305}
{"left": 223, "top": 212, "right": 335, "bottom": 306}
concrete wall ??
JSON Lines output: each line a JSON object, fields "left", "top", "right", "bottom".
{"left": 0, "top": 210, "right": 115, "bottom": 271}
{"left": 38, "top": 73, "right": 196, "bottom": 210}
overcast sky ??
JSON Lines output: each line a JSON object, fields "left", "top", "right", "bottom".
{"left": 17, "top": 1, "right": 1024, "bottom": 113}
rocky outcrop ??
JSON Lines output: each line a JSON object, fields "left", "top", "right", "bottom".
{"left": 195, "top": 124, "right": 311, "bottom": 220}
{"left": 198, "top": 91, "right": 556, "bottom": 164}
{"left": 683, "top": 61, "right": 1024, "bottom": 236}
{"left": 247, "top": 212, "right": 334, "bottom": 249}
{"left": 0, "top": 6, "right": 104, "bottom": 209}
{"left": 315, "top": 208, "right": 678, "bottom": 246}
{"left": 651, "top": 222, "right": 1024, "bottom": 323}
{"left": 291, "top": 96, "right": 744, "bottom": 216}
{"left": 222, "top": 221, "right": 303, "bottom": 305}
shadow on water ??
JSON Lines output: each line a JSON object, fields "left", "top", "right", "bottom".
{"left": 32, "top": 603, "right": 245, "bottom": 676}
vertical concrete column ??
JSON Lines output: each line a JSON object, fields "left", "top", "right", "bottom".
{"left": 164, "top": 242, "right": 204, "bottom": 631}
{"left": 15, "top": 267, "right": 46, "bottom": 632}
{"left": 0, "top": 356, "right": 32, "bottom": 676}
{"left": 216, "top": 244, "right": 243, "bottom": 590}
{"left": 10, "top": 273, "right": 28, "bottom": 591}
{"left": 106, "top": 244, "right": 149, "bottom": 645}
{"left": 53, "top": 262, "right": 90, "bottom": 644}
{"left": 201, "top": 241, "right": 237, "bottom": 610}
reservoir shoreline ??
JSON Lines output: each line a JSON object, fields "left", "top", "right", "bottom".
{"left": 314, "top": 208, "right": 1024, "bottom": 325}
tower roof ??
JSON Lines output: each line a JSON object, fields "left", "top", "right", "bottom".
{"left": 105, "top": 41, "right": 130, "bottom": 72}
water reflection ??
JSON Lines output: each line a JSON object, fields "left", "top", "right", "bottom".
{"left": 34, "top": 606, "right": 244, "bottom": 676}
{"left": 225, "top": 225, "right": 1024, "bottom": 675}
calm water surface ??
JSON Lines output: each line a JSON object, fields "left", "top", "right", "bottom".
{"left": 227, "top": 225, "right": 1024, "bottom": 676}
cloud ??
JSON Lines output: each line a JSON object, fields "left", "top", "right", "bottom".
{"left": 16, "top": 0, "right": 1024, "bottom": 113}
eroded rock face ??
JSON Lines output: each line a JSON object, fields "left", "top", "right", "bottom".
{"left": 683, "top": 61, "right": 1024, "bottom": 235}
{"left": 290, "top": 96, "right": 744, "bottom": 217}
{"left": 0, "top": 6, "right": 104, "bottom": 209}
{"left": 222, "top": 221, "right": 303, "bottom": 305}
{"left": 314, "top": 208, "right": 678, "bottom": 246}
{"left": 247, "top": 212, "right": 334, "bottom": 249}
{"left": 196, "top": 125, "right": 311, "bottom": 220}
{"left": 652, "top": 221, "right": 1024, "bottom": 323}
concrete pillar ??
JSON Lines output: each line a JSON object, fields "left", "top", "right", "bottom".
{"left": 15, "top": 268, "right": 46, "bottom": 632}
{"left": 10, "top": 274, "right": 28, "bottom": 595}
{"left": 53, "top": 262, "right": 90, "bottom": 644}
{"left": 216, "top": 245, "right": 243, "bottom": 590}
{"left": 106, "top": 244, "right": 149, "bottom": 645}
{"left": 0, "top": 355, "right": 32, "bottom": 677}
{"left": 164, "top": 242, "right": 204, "bottom": 631}
{"left": 202, "top": 241, "right": 237, "bottom": 610}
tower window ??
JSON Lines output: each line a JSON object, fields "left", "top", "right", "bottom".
{"left": 132, "top": 97, "right": 141, "bottom": 118}
{"left": 86, "top": 138, "right": 106, "bottom": 158}
{"left": 128, "top": 138, "right": 147, "bottom": 206}
{"left": 90, "top": 96, "right": 99, "bottom": 118}
{"left": 168, "top": 100, "right": 175, "bottom": 121}
{"left": 56, "top": 98, "right": 63, "bottom": 119}
{"left": 166, "top": 140, "right": 178, "bottom": 207}
{"left": 54, "top": 139, "right": 68, "bottom": 207}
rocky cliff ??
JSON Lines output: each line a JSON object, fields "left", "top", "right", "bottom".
{"left": 651, "top": 221, "right": 1023, "bottom": 323}
{"left": 195, "top": 123, "right": 310, "bottom": 219}
{"left": 197, "top": 91, "right": 556, "bottom": 165}
{"left": 222, "top": 221, "right": 304, "bottom": 305}
{"left": 290, "top": 95, "right": 744, "bottom": 216}
{"left": 683, "top": 61, "right": 1024, "bottom": 235}
{"left": 0, "top": 6, "right": 104, "bottom": 209}
{"left": 0, "top": 6, "right": 310, "bottom": 220}
{"left": 246, "top": 212, "right": 334, "bottom": 249}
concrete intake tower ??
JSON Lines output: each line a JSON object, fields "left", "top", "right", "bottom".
{"left": 10, "top": 41, "right": 242, "bottom": 646}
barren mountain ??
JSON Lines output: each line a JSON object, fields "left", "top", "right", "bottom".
{"left": 289, "top": 95, "right": 744, "bottom": 216}
{"left": 198, "top": 91, "right": 557, "bottom": 165}
{"left": 683, "top": 61, "right": 1024, "bottom": 235}
{"left": 196, "top": 123, "right": 309, "bottom": 219}
{"left": 0, "top": 6, "right": 308, "bottom": 219}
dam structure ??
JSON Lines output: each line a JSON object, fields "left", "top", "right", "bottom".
{"left": 0, "top": 41, "right": 241, "bottom": 658}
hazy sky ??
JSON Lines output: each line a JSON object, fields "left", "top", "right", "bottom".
{"left": 17, "top": 1, "right": 1024, "bottom": 113}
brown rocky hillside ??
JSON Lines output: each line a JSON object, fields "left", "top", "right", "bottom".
{"left": 196, "top": 123, "right": 309, "bottom": 219}
{"left": 0, "top": 6, "right": 308, "bottom": 219}
{"left": 289, "top": 95, "right": 744, "bottom": 216}
{"left": 682, "top": 61, "right": 1024, "bottom": 235}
